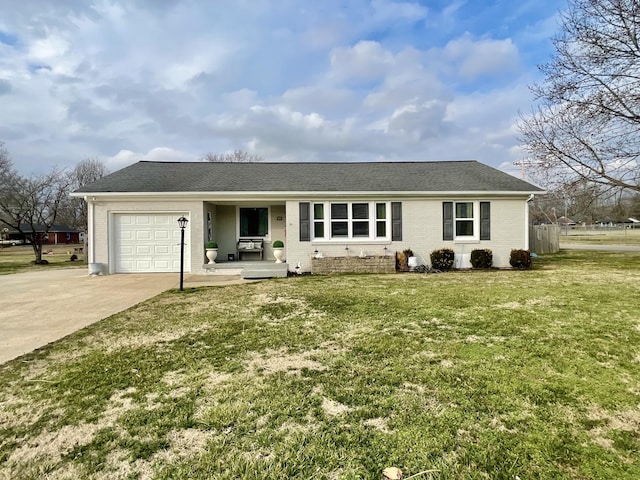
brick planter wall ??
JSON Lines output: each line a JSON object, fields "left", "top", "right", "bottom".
{"left": 311, "top": 256, "right": 395, "bottom": 274}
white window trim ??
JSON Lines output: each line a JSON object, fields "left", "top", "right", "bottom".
{"left": 312, "top": 201, "right": 390, "bottom": 241}
{"left": 454, "top": 200, "right": 480, "bottom": 242}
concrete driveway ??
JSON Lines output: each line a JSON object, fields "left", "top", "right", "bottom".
{"left": 0, "top": 269, "right": 179, "bottom": 364}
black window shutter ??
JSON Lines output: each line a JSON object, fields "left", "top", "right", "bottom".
{"left": 443, "top": 202, "right": 453, "bottom": 241}
{"left": 391, "top": 202, "right": 402, "bottom": 241}
{"left": 480, "top": 202, "right": 491, "bottom": 240}
{"left": 299, "top": 202, "right": 310, "bottom": 241}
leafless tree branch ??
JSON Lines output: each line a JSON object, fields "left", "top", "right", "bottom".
{"left": 519, "top": 0, "right": 640, "bottom": 194}
{"left": 201, "top": 150, "right": 263, "bottom": 163}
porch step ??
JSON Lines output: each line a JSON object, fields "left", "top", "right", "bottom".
{"left": 203, "top": 261, "right": 288, "bottom": 279}
{"left": 241, "top": 262, "right": 288, "bottom": 279}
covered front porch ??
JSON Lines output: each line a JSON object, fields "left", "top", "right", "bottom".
{"left": 203, "top": 201, "right": 287, "bottom": 267}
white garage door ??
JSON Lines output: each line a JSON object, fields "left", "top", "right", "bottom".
{"left": 114, "top": 213, "right": 190, "bottom": 273}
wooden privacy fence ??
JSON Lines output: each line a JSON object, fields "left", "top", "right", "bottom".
{"left": 530, "top": 224, "right": 560, "bottom": 254}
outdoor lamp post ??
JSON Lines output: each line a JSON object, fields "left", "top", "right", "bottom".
{"left": 177, "top": 216, "right": 188, "bottom": 291}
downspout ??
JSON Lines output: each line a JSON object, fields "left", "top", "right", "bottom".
{"left": 525, "top": 194, "right": 535, "bottom": 250}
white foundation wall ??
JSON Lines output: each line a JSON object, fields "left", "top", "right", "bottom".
{"left": 90, "top": 199, "right": 205, "bottom": 274}
{"left": 285, "top": 197, "right": 530, "bottom": 272}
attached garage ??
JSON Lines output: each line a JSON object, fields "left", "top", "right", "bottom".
{"left": 113, "top": 213, "right": 190, "bottom": 273}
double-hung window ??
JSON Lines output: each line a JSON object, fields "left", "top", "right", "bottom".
{"left": 455, "top": 202, "right": 474, "bottom": 237}
{"left": 443, "top": 201, "right": 490, "bottom": 241}
{"left": 375, "top": 203, "right": 387, "bottom": 237}
{"left": 330, "top": 203, "right": 349, "bottom": 237}
{"left": 313, "top": 204, "right": 325, "bottom": 238}
{"left": 312, "top": 201, "right": 389, "bottom": 240}
{"left": 351, "top": 203, "right": 369, "bottom": 237}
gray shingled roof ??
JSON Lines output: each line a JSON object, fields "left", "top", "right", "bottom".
{"left": 75, "top": 161, "right": 542, "bottom": 194}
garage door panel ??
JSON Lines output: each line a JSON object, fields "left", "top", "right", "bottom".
{"left": 135, "top": 259, "right": 152, "bottom": 270}
{"left": 136, "top": 245, "right": 152, "bottom": 255}
{"left": 154, "top": 260, "right": 171, "bottom": 269}
{"left": 154, "top": 216, "right": 172, "bottom": 225}
{"left": 114, "top": 213, "right": 189, "bottom": 273}
{"left": 154, "top": 245, "right": 170, "bottom": 254}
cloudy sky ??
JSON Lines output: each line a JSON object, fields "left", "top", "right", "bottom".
{"left": 0, "top": 0, "right": 566, "bottom": 177}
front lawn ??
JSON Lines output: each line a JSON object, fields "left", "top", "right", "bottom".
{"left": 0, "top": 244, "right": 86, "bottom": 275}
{"left": 1, "top": 251, "right": 639, "bottom": 479}
{"left": 560, "top": 228, "right": 640, "bottom": 246}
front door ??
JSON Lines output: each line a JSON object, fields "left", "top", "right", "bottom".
{"left": 239, "top": 207, "right": 269, "bottom": 237}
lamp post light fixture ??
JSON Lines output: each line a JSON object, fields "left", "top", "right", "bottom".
{"left": 177, "top": 216, "right": 188, "bottom": 291}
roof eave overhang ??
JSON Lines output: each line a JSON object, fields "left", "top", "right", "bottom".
{"left": 73, "top": 190, "right": 544, "bottom": 200}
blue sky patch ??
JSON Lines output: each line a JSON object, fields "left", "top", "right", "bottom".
{"left": 0, "top": 30, "right": 18, "bottom": 46}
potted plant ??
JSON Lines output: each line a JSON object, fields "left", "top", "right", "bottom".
{"left": 205, "top": 241, "right": 218, "bottom": 264}
{"left": 272, "top": 240, "right": 285, "bottom": 263}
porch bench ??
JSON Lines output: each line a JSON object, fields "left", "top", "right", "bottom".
{"left": 236, "top": 239, "right": 264, "bottom": 260}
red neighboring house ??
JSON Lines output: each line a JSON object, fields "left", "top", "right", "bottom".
{"left": 7, "top": 225, "right": 84, "bottom": 245}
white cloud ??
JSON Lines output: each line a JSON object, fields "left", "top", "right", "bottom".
{"left": 329, "top": 41, "right": 394, "bottom": 82}
{"left": 370, "top": 0, "right": 429, "bottom": 24}
{"left": 222, "top": 89, "right": 260, "bottom": 110}
{"left": 445, "top": 34, "right": 521, "bottom": 79}
{"left": 0, "top": 1, "right": 561, "bottom": 178}
{"left": 386, "top": 100, "right": 450, "bottom": 140}
{"left": 28, "top": 34, "right": 69, "bottom": 61}
{"left": 104, "top": 147, "right": 196, "bottom": 171}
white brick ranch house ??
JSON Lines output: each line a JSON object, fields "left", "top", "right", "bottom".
{"left": 72, "top": 160, "right": 543, "bottom": 275}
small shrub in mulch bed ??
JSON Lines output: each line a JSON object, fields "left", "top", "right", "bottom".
{"left": 510, "top": 249, "right": 532, "bottom": 269}
{"left": 430, "top": 248, "right": 455, "bottom": 271}
{"left": 471, "top": 249, "right": 493, "bottom": 269}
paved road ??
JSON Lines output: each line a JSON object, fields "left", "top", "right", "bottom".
{"left": 560, "top": 243, "right": 640, "bottom": 252}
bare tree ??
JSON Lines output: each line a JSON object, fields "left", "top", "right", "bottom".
{"left": 58, "top": 157, "right": 109, "bottom": 229}
{"left": 0, "top": 164, "right": 72, "bottom": 263}
{"left": 201, "top": 150, "right": 263, "bottom": 163}
{"left": 519, "top": 0, "right": 640, "bottom": 194}
{"left": 73, "top": 157, "right": 109, "bottom": 187}
{"left": 0, "top": 141, "right": 12, "bottom": 180}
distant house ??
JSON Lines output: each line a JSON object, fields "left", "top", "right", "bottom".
{"left": 8, "top": 225, "right": 84, "bottom": 245}
{"left": 557, "top": 216, "right": 577, "bottom": 227}
{"left": 72, "top": 160, "right": 543, "bottom": 274}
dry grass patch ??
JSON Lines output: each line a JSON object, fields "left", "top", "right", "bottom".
{"left": 246, "top": 348, "right": 328, "bottom": 376}
{"left": 364, "top": 417, "right": 393, "bottom": 434}
{"left": 321, "top": 397, "right": 354, "bottom": 417}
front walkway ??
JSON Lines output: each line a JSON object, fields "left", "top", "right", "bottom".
{"left": 0, "top": 269, "right": 250, "bottom": 364}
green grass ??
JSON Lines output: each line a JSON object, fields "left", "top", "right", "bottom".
{"left": 1, "top": 251, "right": 639, "bottom": 479}
{"left": 560, "top": 228, "right": 640, "bottom": 246}
{"left": 0, "top": 244, "right": 86, "bottom": 274}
